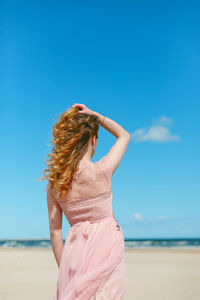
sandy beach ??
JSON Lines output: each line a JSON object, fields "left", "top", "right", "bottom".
{"left": 0, "top": 248, "right": 200, "bottom": 300}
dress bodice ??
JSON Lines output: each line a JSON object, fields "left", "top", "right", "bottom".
{"left": 46, "top": 156, "right": 114, "bottom": 226}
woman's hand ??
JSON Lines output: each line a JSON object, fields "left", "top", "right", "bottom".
{"left": 72, "top": 103, "right": 93, "bottom": 115}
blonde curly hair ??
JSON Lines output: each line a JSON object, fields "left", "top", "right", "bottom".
{"left": 41, "top": 106, "right": 100, "bottom": 199}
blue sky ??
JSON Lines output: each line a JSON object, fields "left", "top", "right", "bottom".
{"left": 1, "top": 1, "right": 199, "bottom": 239}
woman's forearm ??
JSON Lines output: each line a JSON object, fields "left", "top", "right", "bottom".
{"left": 92, "top": 110, "right": 130, "bottom": 139}
{"left": 51, "top": 234, "right": 64, "bottom": 268}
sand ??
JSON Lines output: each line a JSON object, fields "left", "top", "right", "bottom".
{"left": 0, "top": 247, "right": 200, "bottom": 300}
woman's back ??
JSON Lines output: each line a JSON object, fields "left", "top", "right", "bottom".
{"left": 47, "top": 155, "right": 115, "bottom": 226}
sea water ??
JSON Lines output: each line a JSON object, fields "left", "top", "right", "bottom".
{"left": 0, "top": 238, "right": 200, "bottom": 249}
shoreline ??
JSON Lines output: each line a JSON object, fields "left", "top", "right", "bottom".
{"left": 1, "top": 246, "right": 200, "bottom": 252}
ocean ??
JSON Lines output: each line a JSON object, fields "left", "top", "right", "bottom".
{"left": 0, "top": 238, "right": 200, "bottom": 249}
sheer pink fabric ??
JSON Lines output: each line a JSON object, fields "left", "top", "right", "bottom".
{"left": 46, "top": 155, "right": 125, "bottom": 299}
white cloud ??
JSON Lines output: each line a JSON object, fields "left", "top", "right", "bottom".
{"left": 133, "top": 213, "right": 173, "bottom": 223}
{"left": 153, "top": 115, "right": 173, "bottom": 125}
{"left": 131, "top": 115, "right": 180, "bottom": 143}
{"left": 133, "top": 213, "right": 143, "bottom": 221}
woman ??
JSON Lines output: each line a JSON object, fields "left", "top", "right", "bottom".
{"left": 43, "top": 103, "right": 130, "bottom": 299}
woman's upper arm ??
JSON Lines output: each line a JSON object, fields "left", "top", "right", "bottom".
{"left": 46, "top": 183, "right": 63, "bottom": 236}
{"left": 97, "top": 133, "right": 130, "bottom": 180}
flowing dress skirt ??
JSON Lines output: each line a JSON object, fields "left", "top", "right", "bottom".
{"left": 54, "top": 216, "right": 125, "bottom": 300}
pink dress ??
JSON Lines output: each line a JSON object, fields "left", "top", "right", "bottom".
{"left": 46, "top": 155, "right": 125, "bottom": 300}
